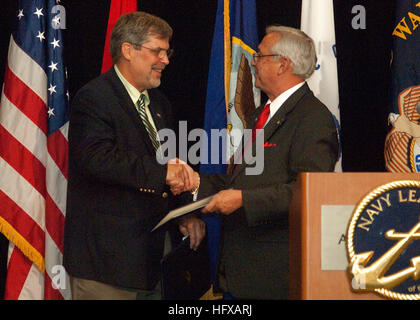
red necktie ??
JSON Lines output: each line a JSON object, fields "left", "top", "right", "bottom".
{"left": 251, "top": 103, "right": 270, "bottom": 142}
{"left": 232, "top": 104, "right": 270, "bottom": 172}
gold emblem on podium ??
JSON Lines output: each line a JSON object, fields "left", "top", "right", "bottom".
{"left": 347, "top": 180, "right": 420, "bottom": 300}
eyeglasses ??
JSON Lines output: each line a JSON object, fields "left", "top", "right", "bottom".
{"left": 132, "top": 43, "right": 174, "bottom": 59}
{"left": 252, "top": 52, "right": 282, "bottom": 61}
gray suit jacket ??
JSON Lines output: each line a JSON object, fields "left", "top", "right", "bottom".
{"left": 200, "top": 83, "right": 339, "bottom": 299}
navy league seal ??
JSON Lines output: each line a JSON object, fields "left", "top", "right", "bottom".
{"left": 347, "top": 180, "right": 420, "bottom": 300}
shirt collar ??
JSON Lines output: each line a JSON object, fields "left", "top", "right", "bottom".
{"left": 266, "top": 81, "right": 305, "bottom": 122}
{"left": 114, "top": 65, "right": 150, "bottom": 106}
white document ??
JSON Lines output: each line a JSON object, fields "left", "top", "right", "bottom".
{"left": 151, "top": 196, "right": 213, "bottom": 232}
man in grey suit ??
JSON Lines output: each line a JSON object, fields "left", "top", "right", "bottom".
{"left": 200, "top": 26, "right": 339, "bottom": 299}
{"left": 64, "top": 12, "right": 204, "bottom": 300}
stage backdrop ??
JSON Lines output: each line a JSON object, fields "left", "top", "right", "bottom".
{"left": 0, "top": 0, "right": 395, "bottom": 299}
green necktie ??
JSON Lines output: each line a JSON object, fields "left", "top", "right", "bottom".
{"left": 136, "top": 94, "right": 161, "bottom": 152}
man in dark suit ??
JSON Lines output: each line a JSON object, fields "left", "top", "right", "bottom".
{"left": 63, "top": 12, "right": 204, "bottom": 300}
{"left": 200, "top": 26, "right": 339, "bottom": 299}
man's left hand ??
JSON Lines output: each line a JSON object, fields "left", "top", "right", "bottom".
{"left": 178, "top": 215, "right": 206, "bottom": 250}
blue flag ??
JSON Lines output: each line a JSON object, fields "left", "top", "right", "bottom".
{"left": 385, "top": 1, "right": 420, "bottom": 172}
{"left": 199, "top": 0, "right": 259, "bottom": 298}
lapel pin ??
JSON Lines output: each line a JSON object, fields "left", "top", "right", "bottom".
{"left": 277, "top": 117, "right": 286, "bottom": 125}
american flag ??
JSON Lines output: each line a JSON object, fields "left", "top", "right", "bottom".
{"left": 0, "top": 0, "right": 71, "bottom": 299}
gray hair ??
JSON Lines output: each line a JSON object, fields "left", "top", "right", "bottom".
{"left": 266, "top": 25, "right": 317, "bottom": 79}
{"left": 110, "top": 11, "right": 173, "bottom": 64}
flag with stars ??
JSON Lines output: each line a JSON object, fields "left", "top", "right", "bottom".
{"left": 0, "top": 0, "right": 71, "bottom": 299}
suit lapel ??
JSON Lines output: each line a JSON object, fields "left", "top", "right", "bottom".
{"left": 263, "top": 83, "right": 310, "bottom": 142}
{"left": 105, "top": 68, "right": 156, "bottom": 154}
{"left": 230, "top": 83, "right": 311, "bottom": 181}
{"left": 148, "top": 91, "right": 167, "bottom": 132}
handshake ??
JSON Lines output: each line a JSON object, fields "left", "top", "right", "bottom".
{"left": 165, "top": 158, "right": 199, "bottom": 195}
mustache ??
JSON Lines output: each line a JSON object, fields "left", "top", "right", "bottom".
{"left": 152, "top": 65, "right": 166, "bottom": 71}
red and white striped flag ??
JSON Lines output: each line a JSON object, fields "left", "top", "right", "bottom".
{"left": 0, "top": 0, "right": 70, "bottom": 299}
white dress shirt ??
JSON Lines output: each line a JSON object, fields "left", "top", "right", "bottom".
{"left": 263, "top": 81, "right": 305, "bottom": 127}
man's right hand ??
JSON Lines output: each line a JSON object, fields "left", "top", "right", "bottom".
{"left": 166, "top": 158, "right": 198, "bottom": 195}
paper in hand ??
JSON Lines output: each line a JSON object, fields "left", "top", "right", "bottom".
{"left": 151, "top": 196, "right": 213, "bottom": 231}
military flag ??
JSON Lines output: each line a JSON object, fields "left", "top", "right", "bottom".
{"left": 199, "top": 0, "right": 259, "bottom": 299}
{"left": 385, "top": 1, "right": 420, "bottom": 172}
{"left": 101, "top": 0, "right": 137, "bottom": 74}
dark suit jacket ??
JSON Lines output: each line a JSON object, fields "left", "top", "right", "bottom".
{"left": 199, "top": 83, "right": 339, "bottom": 299}
{"left": 63, "top": 67, "right": 184, "bottom": 290}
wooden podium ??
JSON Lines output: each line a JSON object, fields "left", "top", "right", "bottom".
{"left": 289, "top": 172, "right": 420, "bottom": 300}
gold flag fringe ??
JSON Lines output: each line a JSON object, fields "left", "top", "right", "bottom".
{"left": 200, "top": 285, "right": 223, "bottom": 300}
{"left": 0, "top": 216, "right": 45, "bottom": 274}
